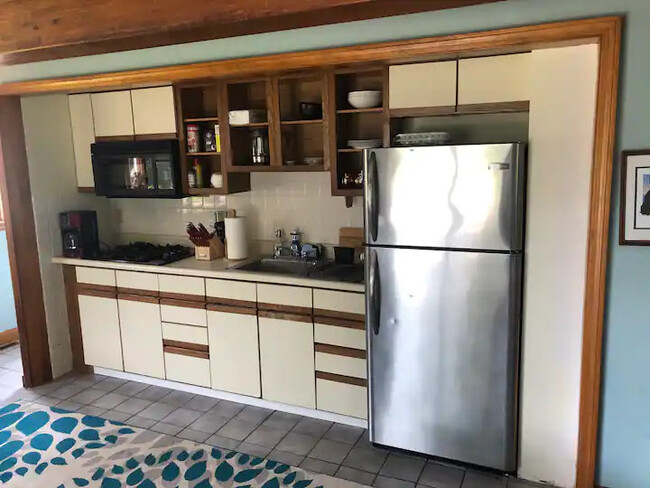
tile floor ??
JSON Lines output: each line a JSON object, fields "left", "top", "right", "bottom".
{"left": 0, "top": 344, "right": 547, "bottom": 488}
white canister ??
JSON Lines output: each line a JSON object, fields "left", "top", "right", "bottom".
{"left": 225, "top": 217, "right": 248, "bottom": 260}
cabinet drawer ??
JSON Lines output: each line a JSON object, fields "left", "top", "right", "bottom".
{"left": 116, "top": 271, "right": 158, "bottom": 294}
{"left": 76, "top": 267, "right": 116, "bottom": 287}
{"left": 315, "top": 352, "right": 367, "bottom": 379}
{"left": 158, "top": 275, "right": 205, "bottom": 300}
{"left": 160, "top": 301, "right": 207, "bottom": 327}
{"left": 164, "top": 352, "right": 211, "bottom": 388}
{"left": 206, "top": 278, "right": 256, "bottom": 305}
{"left": 162, "top": 322, "right": 208, "bottom": 345}
{"left": 313, "top": 289, "right": 365, "bottom": 318}
{"left": 317, "top": 377, "right": 368, "bottom": 419}
{"left": 315, "top": 323, "right": 366, "bottom": 350}
{"left": 257, "top": 283, "right": 311, "bottom": 311}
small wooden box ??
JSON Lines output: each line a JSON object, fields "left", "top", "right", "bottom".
{"left": 195, "top": 239, "right": 224, "bottom": 261}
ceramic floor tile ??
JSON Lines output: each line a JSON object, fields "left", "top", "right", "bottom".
{"left": 237, "top": 442, "right": 272, "bottom": 458}
{"left": 343, "top": 446, "right": 389, "bottom": 473}
{"left": 159, "top": 390, "right": 195, "bottom": 407}
{"left": 209, "top": 400, "right": 245, "bottom": 418}
{"left": 188, "top": 413, "right": 230, "bottom": 434}
{"left": 126, "top": 416, "right": 157, "bottom": 429}
{"left": 323, "top": 423, "right": 364, "bottom": 445}
{"left": 56, "top": 401, "right": 83, "bottom": 412}
{"left": 72, "top": 374, "right": 105, "bottom": 388}
{"left": 178, "top": 428, "right": 211, "bottom": 443}
{"left": 31, "top": 396, "right": 60, "bottom": 406}
{"left": 380, "top": 454, "right": 426, "bottom": 483}
{"left": 91, "top": 392, "right": 131, "bottom": 410}
{"left": 419, "top": 462, "right": 465, "bottom": 488}
{"left": 506, "top": 480, "right": 545, "bottom": 488}
{"left": 94, "top": 377, "right": 127, "bottom": 391}
{"left": 114, "top": 397, "right": 152, "bottom": 415}
{"left": 77, "top": 405, "right": 108, "bottom": 417}
{"left": 0, "top": 371, "right": 24, "bottom": 388}
{"left": 139, "top": 385, "right": 173, "bottom": 402}
{"left": 235, "top": 405, "right": 273, "bottom": 424}
{"left": 275, "top": 432, "right": 320, "bottom": 456}
{"left": 309, "top": 438, "right": 353, "bottom": 464}
{"left": 375, "top": 475, "right": 416, "bottom": 488}
{"left": 162, "top": 408, "right": 203, "bottom": 428}
{"left": 48, "top": 383, "right": 86, "bottom": 400}
{"left": 217, "top": 419, "right": 259, "bottom": 441}
{"left": 102, "top": 410, "right": 131, "bottom": 422}
{"left": 184, "top": 395, "right": 220, "bottom": 412}
{"left": 335, "top": 466, "right": 377, "bottom": 486}
{"left": 68, "top": 388, "right": 107, "bottom": 405}
{"left": 206, "top": 434, "right": 240, "bottom": 450}
{"left": 268, "top": 449, "right": 305, "bottom": 467}
{"left": 245, "top": 425, "right": 289, "bottom": 448}
{"left": 262, "top": 411, "right": 303, "bottom": 431}
{"left": 29, "top": 383, "right": 59, "bottom": 397}
{"left": 151, "top": 422, "right": 184, "bottom": 436}
{"left": 113, "top": 381, "right": 149, "bottom": 396}
{"left": 461, "top": 471, "right": 506, "bottom": 488}
{"left": 292, "top": 417, "right": 332, "bottom": 437}
{"left": 299, "top": 457, "right": 339, "bottom": 476}
{"left": 138, "top": 402, "right": 177, "bottom": 421}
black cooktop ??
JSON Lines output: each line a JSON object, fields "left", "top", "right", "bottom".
{"left": 96, "top": 242, "right": 194, "bottom": 265}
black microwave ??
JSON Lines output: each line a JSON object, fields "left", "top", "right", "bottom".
{"left": 91, "top": 139, "right": 183, "bottom": 198}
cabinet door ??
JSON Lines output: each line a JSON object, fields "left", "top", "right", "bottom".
{"left": 91, "top": 90, "right": 134, "bottom": 137}
{"left": 78, "top": 294, "right": 123, "bottom": 370}
{"left": 68, "top": 94, "right": 96, "bottom": 188}
{"left": 208, "top": 307, "right": 260, "bottom": 397}
{"left": 131, "top": 86, "right": 177, "bottom": 135}
{"left": 389, "top": 61, "right": 457, "bottom": 109}
{"left": 259, "top": 312, "right": 315, "bottom": 408}
{"left": 458, "top": 53, "right": 532, "bottom": 105}
{"left": 118, "top": 297, "right": 164, "bottom": 378}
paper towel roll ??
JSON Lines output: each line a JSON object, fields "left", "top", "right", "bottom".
{"left": 225, "top": 217, "right": 248, "bottom": 260}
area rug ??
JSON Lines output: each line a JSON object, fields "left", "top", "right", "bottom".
{"left": 0, "top": 401, "right": 363, "bottom": 487}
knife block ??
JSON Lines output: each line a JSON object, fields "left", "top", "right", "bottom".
{"left": 195, "top": 238, "right": 224, "bottom": 261}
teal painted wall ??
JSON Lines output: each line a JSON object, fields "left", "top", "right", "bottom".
{"left": 0, "top": 231, "right": 16, "bottom": 334}
{"left": 2, "top": 0, "right": 648, "bottom": 486}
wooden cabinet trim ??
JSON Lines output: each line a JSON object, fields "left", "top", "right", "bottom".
{"left": 162, "top": 339, "right": 209, "bottom": 353}
{"left": 207, "top": 303, "right": 258, "bottom": 316}
{"left": 117, "top": 293, "right": 159, "bottom": 304}
{"left": 206, "top": 296, "right": 256, "bottom": 309}
{"left": 77, "top": 283, "right": 116, "bottom": 293}
{"left": 160, "top": 297, "right": 206, "bottom": 309}
{"left": 456, "top": 100, "right": 529, "bottom": 114}
{"left": 258, "top": 302, "right": 311, "bottom": 316}
{"left": 163, "top": 344, "right": 209, "bottom": 360}
{"left": 316, "top": 371, "right": 367, "bottom": 387}
{"left": 159, "top": 291, "right": 205, "bottom": 302}
{"left": 258, "top": 310, "right": 313, "bottom": 323}
{"left": 77, "top": 288, "right": 117, "bottom": 299}
{"left": 117, "top": 286, "right": 159, "bottom": 297}
{"left": 315, "top": 343, "right": 366, "bottom": 359}
{"left": 314, "top": 315, "right": 365, "bottom": 330}
{"left": 313, "top": 309, "right": 364, "bottom": 323}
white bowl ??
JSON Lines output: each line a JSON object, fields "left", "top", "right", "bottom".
{"left": 348, "top": 139, "right": 382, "bottom": 149}
{"left": 347, "top": 90, "right": 382, "bottom": 109}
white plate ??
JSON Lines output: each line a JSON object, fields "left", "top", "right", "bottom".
{"left": 348, "top": 139, "right": 382, "bottom": 149}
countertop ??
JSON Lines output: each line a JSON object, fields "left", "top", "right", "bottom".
{"left": 51, "top": 256, "right": 365, "bottom": 293}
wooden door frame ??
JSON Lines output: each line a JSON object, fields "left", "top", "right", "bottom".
{"left": 0, "top": 16, "right": 621, "bottom": 488}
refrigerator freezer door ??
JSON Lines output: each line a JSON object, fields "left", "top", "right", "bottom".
{"left": 364, "top": 144, "right": 525, "bottom": 251}
{"left": 366, "top": 246, "right": 521, "bottom": 470}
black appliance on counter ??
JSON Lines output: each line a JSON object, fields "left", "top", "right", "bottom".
{"left": 60, "top": 211, "right": 100, "bottom": 258}
{"left": 96, "top": 242, "right": 193, "bottom": 265}
{"left": 91, "top": 139, "right": 183, "bottom": 198}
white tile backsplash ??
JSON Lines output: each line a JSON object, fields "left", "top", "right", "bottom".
{"left": 111, "top": 172, "right": 363, "bottom": 246}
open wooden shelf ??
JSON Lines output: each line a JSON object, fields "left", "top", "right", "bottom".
{"left": 230, "top": 122, "right": 269, "bottom": 128}
{"left": 280, "top": 119, "right": 323, "bottom": 125}
{"left": 186, "top": 152, "right": 221, "bottom": 156}
{"left": 336, "top": 107, "right": 383, "bottom": 114}
{"left": 184, "top": 117, "right": 219, "bottom": 122}
{"left": 188, "top": 187, "right": 225, "bottom": 195}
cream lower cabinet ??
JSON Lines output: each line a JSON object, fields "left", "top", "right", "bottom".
{"left": 78, "top": 292, "right": 123, "bottom": 371}
{"left": 207, "top": 305, "right": 260, "bottom": 397}
{"left": 118, "top": 295, "right": 165, "bottom": 378}
{"left": 259, "top": 311, "right": 315, "bottom": 408}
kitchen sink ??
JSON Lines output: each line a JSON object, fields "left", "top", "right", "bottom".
{"left": 230, "top": 257, "right": 364, "bottom": 283}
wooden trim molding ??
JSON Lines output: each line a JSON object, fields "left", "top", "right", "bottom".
{"left": 316, "top": 371, "right": 367, "bottom": 387}
{"left": 159, "top": 291, "right": 206, "bottom": 303}
{"left": 314, "top": 315, "right": 365, "bottom": 330}
{"left": 77, "top": 288, "right": 117, "bottom": 299}
{"left": 206, "top": 303, "right": 258, "bottom": 316}
{"left": 63, "top": 265, "right": 89, "bottom": 373}
{"left": 258, "top": 310, "right": 313, "bottom": 324}
{"left": 163, "top": 345, "right": 209, "bottom": 360}
{"left": 205, "top": 296, "right": 256, "bottom": 309}
{"left": 77, "top": 186, "right": 95, "bottom": 193}
{"left": 78, "top": 283, "right": 116, "bottom": 294}
{"left": 162, "top": 339, "right": 209, "bottom": 353}
{"left": 0, "top": 328, "right": 19, "bottom": 345}
{"left": 117, "top": 287, "right": 159, "bottom": 297}
{"left": 159, "top": 297, "right": 206, "bottom": 309}
{"left": 313, "top": 309, "right": 364, "bottom": 322}
{"left": 117, "top": 293, "right": 159, "bottom": 304}
{"left": 315, "top": 343, "right": 366, "bottom": 359}
{"left": 258, "top": 302, "right": 312, "bottom": 317}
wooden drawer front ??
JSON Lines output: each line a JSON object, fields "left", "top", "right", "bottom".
{"left": 317, "top": 378, "right": 368, "bottom": 419}
{"left": 313, "top": 289, "right": 365, "bottom": 317}
{"left": 162, "top": 322, "right": 208, "bottom": 345}
{"left": 164, "top": 352, "right": 211, "bottom": 388}
{"left": 315, "top": 352, "right": 367, "bottom": 379}
{"left": 158, "top": 275, "right": 205, "bottom": 300}
{"left": 116, "top": 271, "right": 158, "bottom": 294}
{"left": 315, "top": 323, "right": 366, "bottom": 350}
{"left": 206, "top": 279, "right": 256, "bottom": 305}
{"left": 257, "top": 283, "right": 311, "bottom": 311}
{"left": 76, "top": 267, "right": 116, "bottom": 287}
{"left": 160, "top": 302, "right": 207, "bottom": 327}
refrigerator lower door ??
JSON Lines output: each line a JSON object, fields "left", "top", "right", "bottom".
{"left": 366, "top": 246, "right": 521, "bottom": 471}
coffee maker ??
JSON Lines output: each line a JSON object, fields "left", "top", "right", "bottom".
{"left": 59, "top": 211, "right": 100, "bottom": 258}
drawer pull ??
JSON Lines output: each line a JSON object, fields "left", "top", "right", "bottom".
{"left": 118, "top": 293, "right": 159, "bottom": 304}
{"left": 316, "top": 371, "right": 367, "bottom": 387}
{"left": 206, "top": 296, "right": 256, "bottom": 308}
{"left": 117, "top": 287, "right": 158, "bottom": 297}
{"left": 258, "top": 302, "right": 311, "bottom": 316}
{"left": 78, "top": 286, "right": 116, "bottom": 299}
{"left": 315, "top": 343, "right": 366, "bottom": 359}
{"left": 163, "top": 344, "right": 209, "bottom": 360}
{"left": 258, "top": 310, "right": 312, "bottom": 323}
{"left": 207, "top": 303, "right": 257, "bottom": 315}
{"left": 159, "top": 291, "right": 205, "bottom": 303}
{"left": 162, "top": 339, "right": 208, "bottom": 353}
{"left": 160, "top": 298, "right": 206, "bottom": 309}
{"left": 314, "top": 316, "right": 365, "bottom": 330}
{"left": 313, "top": 309, "right": 364, "bottom": 322}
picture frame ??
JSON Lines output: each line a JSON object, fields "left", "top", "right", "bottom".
{"left": 620, "top": 149, "right": 650, "bottom": 245}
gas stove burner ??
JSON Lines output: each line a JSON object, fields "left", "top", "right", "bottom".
{"left": 97, "top": 242, "right": 194, "bottom": 265}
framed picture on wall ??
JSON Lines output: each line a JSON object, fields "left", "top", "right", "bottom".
{"left": 620, "top": 150, "right": 650, "bottom": 245}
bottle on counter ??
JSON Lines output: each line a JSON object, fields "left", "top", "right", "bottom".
{"left": 188, "top": 165, "right": 197, "bottom": 188}
{"left": 193, "top": 159, "right": 204, "bottom": 188}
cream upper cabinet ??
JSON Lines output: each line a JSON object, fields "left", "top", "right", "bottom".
{"left": 68, "top": 94, "right": 96, "bottom": 188}
{"left": 118, "top": 297, "right": 165, "bottom": 379}
{"left": 131, "top": 86, "right": 177, "bottom": 135}
{"left": 389, "top": 61, "right": 457, "bottom": 109}
{"left": 458, "top": 53, "right": 532, "bottom": 105}
{"left": 91, "top": 90, "right": 134, "bottom": 137}
{"left": 78, "top": 294, "right": 123, "bottom": 371}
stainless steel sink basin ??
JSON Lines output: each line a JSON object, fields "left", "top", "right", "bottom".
{"left": 230, "top": 257, "right": 364, "bottom": 283}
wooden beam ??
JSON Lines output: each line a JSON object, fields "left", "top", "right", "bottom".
{"left": 0, "top": 0, "right": 501, "bottom": 65}
{"left": 0, "top": 97, "right": 52, "bottom": 387}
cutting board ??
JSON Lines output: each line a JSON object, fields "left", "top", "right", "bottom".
{"left": 339, "top": 227, "right": 364, "bottom": 250}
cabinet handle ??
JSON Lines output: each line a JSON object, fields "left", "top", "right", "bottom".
{"left": 368, "top": 249, "right": 381, "bottom": 335}
{"left": 258, "top": 310, "right": 312, "bottom": 323}
{"left": 366, "top": 151, "right": 379, "bottom": 242}
{"left": 118, "top": 293, "right": 158, "bottom": 304}
{"left": 207, "top": 303, "right": 257, "bottom": 315}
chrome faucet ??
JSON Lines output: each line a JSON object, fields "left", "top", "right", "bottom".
{"left": 273, "top": 229, "right": 288, "bottom": 258}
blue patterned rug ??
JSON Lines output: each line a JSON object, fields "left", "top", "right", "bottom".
{"left": 0, "top": 401, "right": 363, "bottom": 488}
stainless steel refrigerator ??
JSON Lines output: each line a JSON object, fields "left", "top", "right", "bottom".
{"left": 364, "top": 143, "right": 525, "bottom": 472}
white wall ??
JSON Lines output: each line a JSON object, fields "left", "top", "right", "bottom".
{"left": 21, "top": 94, "right": 114, "bottom": 377}
{"left": 519, "top": 44, "right": 598, "bottom": 487}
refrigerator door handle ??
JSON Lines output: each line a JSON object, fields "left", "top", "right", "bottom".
{"left": 367, "top": 151, "right": 379, "bottom": 242}
{"left": 369, "top": 249, "right": 381, "bottom": 335}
